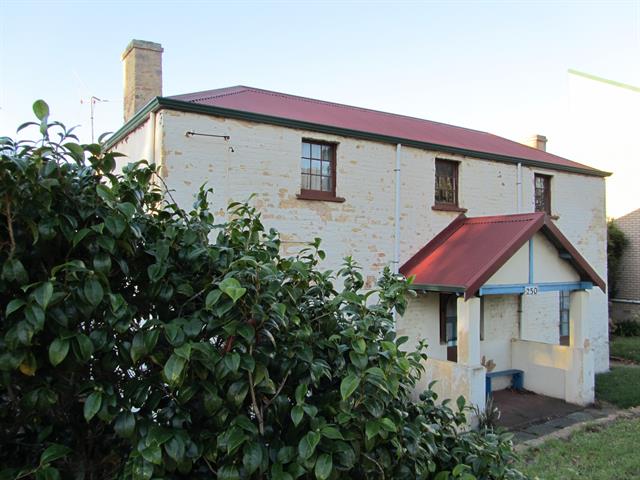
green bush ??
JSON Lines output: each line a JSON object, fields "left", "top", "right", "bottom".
{"left": 607, "top": 220, "right": 628, "bottom": 299}
{"left": 0, "top": 101, "right": 527, "bottom": 479}
{"left": 612, "top": 320, "right": 640, "bottom": 337}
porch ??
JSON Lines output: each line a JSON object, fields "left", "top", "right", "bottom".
{"left": 399, "top": 213, "right": 606, "bottom": 412}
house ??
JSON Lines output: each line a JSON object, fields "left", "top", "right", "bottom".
{"left": 611, "top": 208, "right": 640, "bottom": 322}
{"left": 108, "top": 40, "right": 610, "bottom": 410}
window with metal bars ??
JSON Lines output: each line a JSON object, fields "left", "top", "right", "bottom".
{"left": 435, "top": 159, "right": 459, "bottom": 206}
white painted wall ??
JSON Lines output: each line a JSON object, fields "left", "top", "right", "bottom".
{"left": 112, "top": 109, "right": 609, "bottom": 374}
{"left": 481, "top": 295, "right": 519, "bottom": 390}
{"left": 397, "top": 294, "right": 445, "bottom": 360}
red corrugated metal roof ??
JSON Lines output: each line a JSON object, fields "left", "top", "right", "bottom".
{"left": 169, "top": 86, "right": 600, "bottom": 174}
{"left": 399, "top": 213, "right": 605, "bottom": 299}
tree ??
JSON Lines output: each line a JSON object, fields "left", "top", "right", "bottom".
{"left": 0, "top": 101, "right": 526, "bottom": 479}
{"left": 607, "top": 219, "right": 628, "bottom": 299}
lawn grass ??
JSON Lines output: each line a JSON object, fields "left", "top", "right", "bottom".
{"left": 595, "top": 365, "right": 640, "bottom": 408}
{"left": 517, "top": 417, "right": 640, "bottom": 480}
{"left": 610, "top": 336, "right": 640, "bottom": 363}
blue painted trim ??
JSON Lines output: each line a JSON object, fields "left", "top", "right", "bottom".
{"left": 479, "top": 281, "right": 593, "bottom": 296}
{"left": 528, "top": 239, "right": 534, "bottom": 284}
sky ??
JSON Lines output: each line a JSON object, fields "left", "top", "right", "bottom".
{"left": 1, "top": 0, "right": 639, "bottom": 216}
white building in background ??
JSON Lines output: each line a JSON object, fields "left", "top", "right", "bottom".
{"left": 108, "top": 40, "right": 610, "bottom": 411}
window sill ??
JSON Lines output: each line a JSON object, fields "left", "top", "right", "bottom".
{"left": 296, "top": 191, "right": 345, "bottom": 203}
{"left": 432, "top": 204, "right": 467, "bottom": 213}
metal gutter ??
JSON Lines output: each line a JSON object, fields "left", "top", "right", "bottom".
{"left": 105, "top": 97, "right": 612, "bottom": 178}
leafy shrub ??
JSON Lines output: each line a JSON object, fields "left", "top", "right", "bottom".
{"left": 612, "top": 320, "right": 640, "bottom": 337}
{"left": 0, "top": 102, "right": 527, "bottom": 479}
{"left": 607, "top": 220, "right": 628, "bottom": 299}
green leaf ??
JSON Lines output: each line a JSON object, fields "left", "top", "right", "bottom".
{"left": 83, "top": 391, "right": 102, "bottom": 421}
{"left": 141, "top": 444, "right": 162, "bottom": 465}
{"left": 379, "top": 417, "right": 397, "bottom": 432}
{"left": 223, "top": 352, "right": 240, "bottom": 373}
{"left": 2, "top": 258, "right": 28, "bottom": 284}
{"left": 295, "top": 383, "right": 308, "bottom": 404}
{"left": 25, "top": 304, "right": 45, "bottom": 331}
{"left": 40, "top": 443, "right": 72, "bottom": 465}
{"left": 352, "top": 338, "right": 366, "bottom": 354}
{"left": 242, "top": 442, "right": 263, "bottom": 474}
{"left": 92, "top": 252, "right": 111, "bottom": 274}
{"left": 36, "top": 466, "right": 60, "bottom": 480}
{"left": 114, "top": 412, "right": 136, "bottom": 438}
{"left": 72, "top": 228, "right": 93, "bottom": 247}
{"left": 226, "top": 426, "right": 247, "bottom": 454}
{"left": 96, "top": 184, "right": 115, "bottom": 203}
{"left": 33, "top": 99, "right": 50, "bottom": 121}
{"left": 33, "top": 282, "right": 54, "bottom": 309}
{"left": 117, "top": 202, "right": 136, "bottom": 219}
{"left": 205, "top": 289, "right": 222, "bottom": 309}
{"left": 174, "top": 343, "right": 192, "bottom": 360}
{"left": 164, "top": 354, "right": 186, "bottom": 385}
{"left": 218, "top": 465, "right": 240, "bottom": 480}
{"left": 165, "top": 436, "right": 185, "bottom": 462}
{"left": 315, "top": 453, "right": 333, "bottom": 480}
{"left": 75, "top": 334, "right": 94, "bottom": 362}
{"left": 5, "top": 298, "right": 25, "bottom": 317}
{"left": 219, "top": 277, "right": 247, "bottom": 303}
{"left": 48, "top": 338, "right": 69, "bottom": 366}
{"left": 298, "top": 431, "right": 320, "bottom": 460}
{"left": 277, "top": 446, "right": 295, "bottom": 464}
{"left": 340, "top": 374, "right": 360, "bottom": 400}
{"left": 320, "top": 425, "right": 344, "bottom": 440}
{"left": 84, "top": 278, "right": 104, "bottom": 306}
{"left": 291, "top": 405, "right": 304, "bottom": 427}
{"left": 365, "top": 420, "right": 380, "bottom": 440}
{"left": 130, "top": 332, "right": 146, "bottom": 363}
{"left": 105, "top": 215, "right": 126, "bottom": 237}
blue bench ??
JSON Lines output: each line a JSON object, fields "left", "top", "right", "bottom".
{"left": 485, "top": 369, "right": 524, "bottom": 397}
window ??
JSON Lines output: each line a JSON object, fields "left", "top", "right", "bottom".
{"left": 534, "top": 174, "right": 551, "bottom": 214}
{"left": 439, "top": 294, "right": 458, "bottom": 362}
{"left": 298, "top": 140, "right": 343, "bottom": 201}
{"left": 434, "top": 159, "right": 459, "bottom": 206}
{"left": 559, "top": 290, "right": 570, "bottom": 345}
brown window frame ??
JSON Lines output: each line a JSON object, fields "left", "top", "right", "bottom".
{"left": 297, "top": 139, "right": 344, "bottom": 202}
{"left": 434, "top": 159, "right": 461, "bottom": 209}
{"left": 534, "top": 174, "right": 552, "bottom": 215}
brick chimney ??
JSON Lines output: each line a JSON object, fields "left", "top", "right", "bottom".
{"left": 122, "top": 40, "right": 163, "bottom": 122}
{"left": 525, "top": 134, "right": 547, "bottom": 152}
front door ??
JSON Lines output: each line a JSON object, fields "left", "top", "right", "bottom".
{"left": 440, "top": 294, "right": 458, "bottom": 362}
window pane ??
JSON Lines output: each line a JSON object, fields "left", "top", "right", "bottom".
{"left": 301, "top": 173, "right": 310, "bottom": 190}
{"left": 321, "top": 144, "right": 332, "bottom": 160}
{"left": 321, "top": 176, "right": 332, "bottom": 192}
{"left": 300, "top": 157, "right": 310, "bottom": 174}
{"left": 302, "top": 142, "right": 311, "bottom": 158}
{"left": 311, "top": 160, "right": 321, "bottom": 175}
{"left": 435, "top": 160, "right": 457, "bottom": 205}
{"left": 311, "top": 143, "right": 321, "bottom": 159}
{"left": 321, "top": 161, "right": 331, "bottom": 176}
{"left": 310, "top": 175, "right": 321, "bottom": 190}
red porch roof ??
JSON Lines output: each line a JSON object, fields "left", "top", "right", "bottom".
{"left": 168, "top": 86, "right": 605, "bottom": 176}
{"left": 399, "top": 213, "right": 605, "bottom": 299}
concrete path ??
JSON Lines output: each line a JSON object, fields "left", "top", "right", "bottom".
{"left": 514, "top": 406, "right": 640, "bottom": 452}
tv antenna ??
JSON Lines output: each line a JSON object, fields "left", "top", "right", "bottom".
{"left": 81, "top": 96, "right": 109, "bottom": 143}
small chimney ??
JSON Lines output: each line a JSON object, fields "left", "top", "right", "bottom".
{"left": 122, "top": 40, "right": 163, "bottom": 122}
{"left": 525, "top": 134, "right": 547, "bottom": 152}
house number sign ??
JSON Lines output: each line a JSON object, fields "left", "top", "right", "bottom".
{"left": 524, "top": 286, "right": 539, "bottom": 296}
